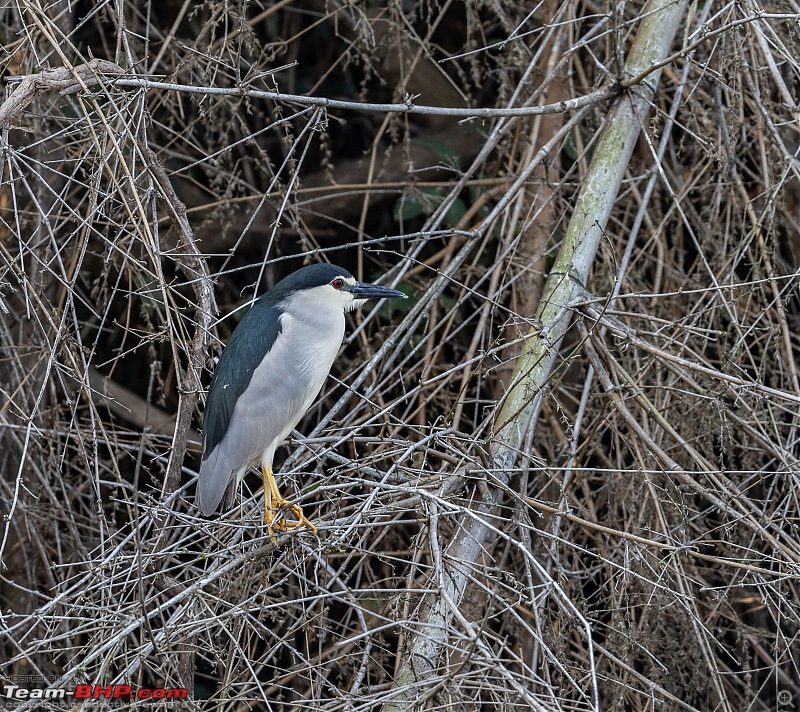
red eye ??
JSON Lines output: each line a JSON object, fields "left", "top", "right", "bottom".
{"left": 332, "top": 278, "right": 344, "bottom": 289}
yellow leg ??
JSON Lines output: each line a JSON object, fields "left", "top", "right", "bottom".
{"left": 262, "top": 464, "right": 317, "bottom": 541}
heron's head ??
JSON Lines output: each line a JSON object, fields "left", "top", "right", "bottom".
{"left": 275, "top": 264, "right": 406, "bottom": 313}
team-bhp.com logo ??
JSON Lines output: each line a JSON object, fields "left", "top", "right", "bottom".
{"left": 3, "top": 683, "right": 187, "bottom": 702}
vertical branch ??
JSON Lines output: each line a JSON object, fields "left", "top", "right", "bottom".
{"left": 140, "top": 144, "right": 216, "bottom": 503}
{"left": 385, "top": 0, "right": 689, "bottom": 708}
{"left": 139, "top": 143, "right": 215, "bottom": 703}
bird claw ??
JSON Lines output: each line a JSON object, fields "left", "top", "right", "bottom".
{"left": 265, "top": 498, "right": 317, "bottom": 543}
{"left": 262, "top": 465, "right": 316, "bottom": 544}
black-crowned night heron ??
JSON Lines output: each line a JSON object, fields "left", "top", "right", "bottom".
{"left": 197, "top": 263, "right": 406, "bottom": 538}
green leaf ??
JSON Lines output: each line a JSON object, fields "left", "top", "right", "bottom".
{"left": 415, "top": 136, "right": 461, "bottom": 170}
{"left": 133, "top": 273, "right": 166, "bottom": 321}
{"left": 393, "top": 186, "right": 443, "bottom": 222}
{"left": 393, "top": 187, "right": 468, "bottom": 227}
{"left": 444, "top": 197, "right": 467, "bottom": 227}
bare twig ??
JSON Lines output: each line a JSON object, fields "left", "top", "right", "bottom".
{"left": 385, "top": 0, "right": 689, "bottom": 708}
{"left": 3, "top": 2, "right": 800, "bottom": 710}
{"left": 0, "top": 59, "right": 124, "bottom": 128}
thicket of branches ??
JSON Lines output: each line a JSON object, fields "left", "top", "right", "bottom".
{"left": 1, "top": 0, "right": 799, "bottom": 709}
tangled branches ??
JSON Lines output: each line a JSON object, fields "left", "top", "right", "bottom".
{"left": 1, "top": 0, "right": 799, "bottom": 710}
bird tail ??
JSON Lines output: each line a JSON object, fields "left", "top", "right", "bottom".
{"left": 197, "top": 448, "right": 233, "bottom": 516}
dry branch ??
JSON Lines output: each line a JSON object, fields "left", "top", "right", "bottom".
{"left": 2, "top": 1, "right": 800, "bottom": 710}
{"left": 88, "top": 367, "right": 202, "bottom": 447}
{"left": 386, "top": 0, "right": 688, "bottom": 708}
{"left": 0, "top": 59, "right": 123, "bottom": 128}
{"left": 139, "top": 145, "right": 216, "bottom": 502}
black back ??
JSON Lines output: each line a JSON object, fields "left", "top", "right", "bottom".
{"left": 202, "top": 264, "right": 351, "bottom": 458}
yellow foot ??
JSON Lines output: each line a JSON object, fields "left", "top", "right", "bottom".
{"left": 262, "top": 465, "right": 317, "bottom": 543}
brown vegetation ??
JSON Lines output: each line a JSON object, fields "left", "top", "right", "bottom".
{"left": 1, "top": 0, "right": 799, "bottom": 710}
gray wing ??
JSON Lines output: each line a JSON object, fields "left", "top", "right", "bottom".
{"left": 197, "top": 316, "right": 330, "bottom": 515}
{"left": 197, "top": 443, "right": 240, "bottom": 515}
{"left": 198, "top": 383, "right": 296, "bottom": 515}
{"left": 198, "top": 299, "right": 283, "bottom": 515}
{"left": 201, "top": 299, "right": 283, "bottom": 459}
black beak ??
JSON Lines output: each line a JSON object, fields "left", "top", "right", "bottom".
{"left": 348, "top": 281, "right": 407, "bottom": 300}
